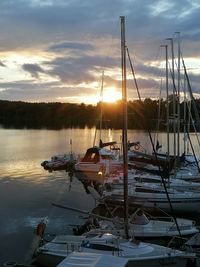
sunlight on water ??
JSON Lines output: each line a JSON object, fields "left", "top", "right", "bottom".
{"left": 1, "top": 128, "right": 200, "bottom": 265}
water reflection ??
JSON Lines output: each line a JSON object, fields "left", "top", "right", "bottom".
{"left": 1, "top": 128, "right": 200, "bottom": 265}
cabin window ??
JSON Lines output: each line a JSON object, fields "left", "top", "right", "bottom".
{"left": 81, "top": 242, "right": 121, "bottom": 251}
{"left": 82, "top": 151, "right": 100, "bottom": 162}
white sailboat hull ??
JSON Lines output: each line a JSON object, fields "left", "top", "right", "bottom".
{"left": 104, "top": 186, "right": 200, "bottom": 214}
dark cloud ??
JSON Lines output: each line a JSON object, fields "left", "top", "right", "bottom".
{"left": 22, "top": 64, "right": 46, "bottom": 78}
{"left": 48, "top": 42, "right": 94, "bottom": 52}
{"left": 46, "top": 54, "right": 119, "bottom": 83}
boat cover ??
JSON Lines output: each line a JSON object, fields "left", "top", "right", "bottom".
{"left": 57, "top": 252, "right": 128, "bottom": 267}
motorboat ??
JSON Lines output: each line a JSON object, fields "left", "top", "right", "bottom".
{"left": 72, "top": 206, "right": 199, "bottom": 245}
{"left": 41, "top": 153, "right": 76, "bottom": 172}
{"left": 74, "top": 144, "right": 122, "bottom": 182}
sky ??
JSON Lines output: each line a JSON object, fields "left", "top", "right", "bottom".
{"left": 0, "top": 0, "right": 200, "bottom": 104}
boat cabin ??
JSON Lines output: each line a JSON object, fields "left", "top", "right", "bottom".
{"left": 81, "top": 147, "right": 116, "bottom": 163}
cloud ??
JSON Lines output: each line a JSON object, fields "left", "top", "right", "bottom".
{"left": 48, "top": 42, "right": 94, "bottom": 52}
{"left": 22, "top": 64, "right": 46, "bottom": 78}
{"left": 45, "top": 54, "right": 118, "bottom": 84}
{"left": 0, "top": 79, "right": 98, "bottom": 103}
{"left": 0, "top": 0, "right": 199, "bottom": 103}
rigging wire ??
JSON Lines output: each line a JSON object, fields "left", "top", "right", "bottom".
{"left": 126, "top": 46, "right": 183, "bottom": 239}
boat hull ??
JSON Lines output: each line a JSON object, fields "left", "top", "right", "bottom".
{"left": 104, "top": 193, "right": 200, "bottom": 214}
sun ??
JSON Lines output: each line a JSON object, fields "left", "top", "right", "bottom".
{"left": 102, "top": 87, "right": 121, "bottom": 103}
{"left": 74, "top": 86, "right": 122, "bottom": 105}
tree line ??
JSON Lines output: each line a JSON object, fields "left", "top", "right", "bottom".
{"left": 0, "top": 98, "right": 199, "bottom": 131}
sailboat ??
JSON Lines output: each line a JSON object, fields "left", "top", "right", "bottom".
{"left": 74, "top": 72, "right": 122, "bottom": 183}
{"left": 103, "top": 182, "right": 200, "bottom": 213}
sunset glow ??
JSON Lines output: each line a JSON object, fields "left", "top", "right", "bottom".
{"left": 102, "top": 87, "right": 121, "bottom": 103}
{"left": 64, "top": 86, "right": 122, "bottom": 105}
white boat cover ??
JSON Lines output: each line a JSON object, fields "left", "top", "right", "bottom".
{"left": 57, "top": 252, "right": 128, "bottom": 267}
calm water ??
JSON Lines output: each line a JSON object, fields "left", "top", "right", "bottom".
{"left": 1, "top": 128, "right": 200, "bottom": 266}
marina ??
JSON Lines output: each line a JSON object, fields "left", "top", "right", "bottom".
{"left": 0, "top": 0, "right": 200, "bottom": 266}
{"left": 2, "top": 28, "right": 200, "bottom": 265}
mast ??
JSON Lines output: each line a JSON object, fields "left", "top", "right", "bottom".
{"left": 99, "top": 71, "right": 104, "bottom": 142}
{"left": 161, "top": 45, "right": 170, "bottom": 161}
{"left": 166, "top": 38, "right": 176, "bottom": 162}
{"left": 175, "top": 32, "right": 181, "bottom": 158}
{"left": 93, "top": 71, "right": 104, "bottom": 147}
{"left": 183, "top": 76, "right": 187, "bottom": 154}
{"left": 165, "top": 45, "right": 170, "bottom": 161}
{"left": 120, "top": 16, "right": 129, "bottom": 239}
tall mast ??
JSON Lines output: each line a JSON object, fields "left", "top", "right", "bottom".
{"left": 166, "top": 45, "right": 170, "bottom": 160}
{"left": 183, "top": 76, "right": 187, "bottom": 154}
{"left": 167, "top": 37, "right": 176, "bottom": 173}
{"left": 161, "top": 45, "right": 170, "bottom": 160}
{"left": 120, "top": 16, "right": 129, "bottom": 239}
{"left": 175, "top": 32, "right": 181, "bottom": 158}
{"left": 99, "top": 71, "right": 104, "bottom": 141}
